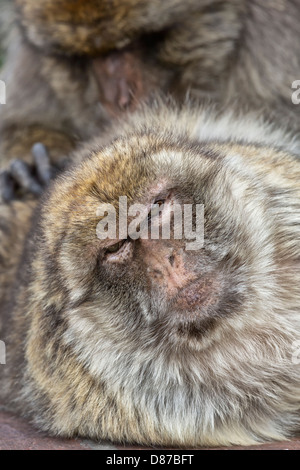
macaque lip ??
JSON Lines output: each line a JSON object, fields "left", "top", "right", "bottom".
{"left": 172, "top": 275, "right": 222, "bottom": 317}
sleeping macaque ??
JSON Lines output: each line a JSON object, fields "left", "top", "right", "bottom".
{"left": 0, "top": 0, "right": 300, "bottom": 177}
{"left": 0, "top": 102, "right": 299, "bottom": 447}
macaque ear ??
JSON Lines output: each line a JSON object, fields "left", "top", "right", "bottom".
{"left": 92, "top": 49, "right": 149, "bottom": 116}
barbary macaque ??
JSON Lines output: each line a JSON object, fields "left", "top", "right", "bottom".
{"left": 0, "top": 102, "right": 299, "bottom": 446}
{"left": 0, "top": 0, "right": 300, "bottom": 178}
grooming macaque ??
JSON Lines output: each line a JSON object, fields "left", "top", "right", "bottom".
{"left": 0, "top": 103, "right": 299, "bottom": 446}
{"left": 1, "top": 0, "right": 300, "bottom": 179}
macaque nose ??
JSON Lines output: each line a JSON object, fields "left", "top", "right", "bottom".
{"left": 92, "top": 49, "right": 147, "bottom": 116}
{"left": 141, "top": 239, "right": 197, "bottom": 295}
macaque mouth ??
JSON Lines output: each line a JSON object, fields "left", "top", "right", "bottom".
{"left": 90, "top": 31, "right": 170, "bottom": 116}
{"left": 172, "top": 275, "right": 223, "bottom": 318}
{"left": 91, "top": 45, "right": 149, "bottom": 116}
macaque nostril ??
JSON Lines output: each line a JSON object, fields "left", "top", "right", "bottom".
{"left": 168, "top": 255, "right": 175, "bottom": 267}
{"left": 153, "top": 268, "right": 163, "bottom": 278}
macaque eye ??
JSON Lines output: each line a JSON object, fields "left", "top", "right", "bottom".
{"left": 149, "top": 200, "right": 165, "bottom": 219}
{"left": 105, "top": 240, "right": 125, "bottom": 254}
{"left": 155, "top": 200, "right": 165, "bottom": 207}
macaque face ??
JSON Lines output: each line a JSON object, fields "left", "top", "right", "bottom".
{"left": 44, "top": 134, "right": 273, "bottom": 352}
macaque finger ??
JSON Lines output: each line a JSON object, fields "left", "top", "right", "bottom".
{"left": 0, "top": 170, "right": 15, "bottom": 202}
{"left": 32, "top": 143, "right": 53, "bottom": 185}
{"left": 10, "top": 159, "right": 43, "bottom": 196}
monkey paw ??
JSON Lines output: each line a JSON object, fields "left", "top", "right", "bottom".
{"left": 0, "top": 143, "right": 55, "bottom": 202}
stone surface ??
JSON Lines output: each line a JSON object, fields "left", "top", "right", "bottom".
{"left": 0, "top": 411, "right": 89, "bottom": 450}
{"left": 1, "top": 410, "right": 300, "bottom": 450}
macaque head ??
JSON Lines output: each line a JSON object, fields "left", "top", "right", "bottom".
{"left": 27, "top": 109, "right": 300, "bottom": 445}
{"left": 14, "top": 0, "right": 196, "bottom": 114}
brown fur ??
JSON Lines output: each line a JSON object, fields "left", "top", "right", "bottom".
{"left": 0, "top": 103, "right": 300, "bottom": 446}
